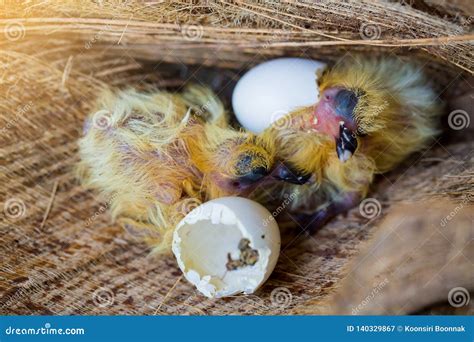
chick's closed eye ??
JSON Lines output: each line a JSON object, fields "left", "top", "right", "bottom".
{"left": 230, "top": 150, "right": 272, "bottom": 189}
{"left": 334, "top": 89, "right": 359, "bottom": 120}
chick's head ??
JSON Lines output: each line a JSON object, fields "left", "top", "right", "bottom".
{"left": 309, "top": 67, "right": 384, "bottom": 163}
{"left": 189, "top": 125, "right": 276, "bottom": 198}
{"left": 313, "top": 59, "right": 393, "bottom": 138}
{"left": 307, "top": 57, "right": 440, "bottom": 165}
{"left": 217, "top": 139, "right": 276, "bottom": 195}
{"left": 230, "top": 140, "right": 272, "bottom": 183}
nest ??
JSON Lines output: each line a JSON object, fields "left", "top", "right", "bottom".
{"left": 0, "top": 1, "right": 472, "bottom": 315}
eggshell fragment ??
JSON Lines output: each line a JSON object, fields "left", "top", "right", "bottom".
{"left": 172, "top": 197, "right": 281, "bottom": 298}
{"left": 232, "top": 58, "right": 327, "bottom": 133}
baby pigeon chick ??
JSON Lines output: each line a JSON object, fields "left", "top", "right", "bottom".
{"left": 78, "top": 85, "right": 276, "bottom": 252}
{"left": 262, "top": 57, "right": 442, "bottom": 231}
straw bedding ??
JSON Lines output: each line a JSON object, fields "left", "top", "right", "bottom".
{"left": 0, "top": 1, "right": 472, "bottom": 315}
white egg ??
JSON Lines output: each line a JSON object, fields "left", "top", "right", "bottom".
{"left": 172, "top": 197, "right": 281, "bottom": 298}
{"left": 232, "top": 57, "right": 327, "bottom": 133}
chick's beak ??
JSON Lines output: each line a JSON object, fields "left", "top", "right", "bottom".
{"left": 237, "top": 166, "right": 268, "bottom": 185}
{"left": 271, "top": 162, "right": 311, "bottom": 185}
{"left": 336, "top": 121, "right": 358, "bottom": 162}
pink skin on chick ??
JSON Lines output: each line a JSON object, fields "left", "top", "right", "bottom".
{"left": 310, "top": 87, "right": 359, "bottom": 162}
{"left": 310, "top": 87, "right": 357, "bottom": 138}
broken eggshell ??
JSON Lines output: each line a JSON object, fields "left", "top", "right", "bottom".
{"left": 172, "top": 197, "right": 281, "bottom": 298}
